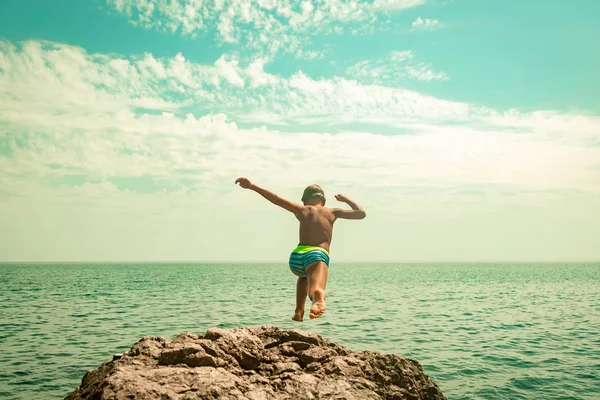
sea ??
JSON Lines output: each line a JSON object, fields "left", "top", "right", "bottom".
{"left": 0, "top": 262, "right": 599, "bottom": 400}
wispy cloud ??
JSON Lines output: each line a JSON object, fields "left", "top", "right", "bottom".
{"left": 105, "top": 0, "right": 428, "bottom": 55}
{"left": 412, "top": 16, "right": 442, "bottom": 30}
{"left": 0, "top": 40, "right": 465, "bottom": 127}
{"left": 347, "top": 50, "right": 449, "bottom": 83}
{"left": 3, "top": 39, "right": 600, "bottom": 139}
{"left": 295, "top": 49, "right": 326, "bottom": 60}
{"left": 374, "top": 0, "right": 428, "bottom": 10}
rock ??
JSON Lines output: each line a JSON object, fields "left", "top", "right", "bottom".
{"left": 65, "top": 326, "right": 447, "bottom": 400}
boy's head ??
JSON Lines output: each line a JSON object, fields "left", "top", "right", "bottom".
{"left": 301, "top": 184, "right": 326, "bottom": 205}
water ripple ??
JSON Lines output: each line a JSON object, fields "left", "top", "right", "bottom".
{"left": 0, "top": 262, "right": 599, "bottom": 400}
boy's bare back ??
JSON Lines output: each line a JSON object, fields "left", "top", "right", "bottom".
{"left": 294, "top": 196, "right": 366, "bottom": 251}
{"left": 296, "top": 205, "right": 336, "bottom": 252}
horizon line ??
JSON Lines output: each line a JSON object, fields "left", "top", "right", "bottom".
{"left": 1, "top": 260, "right": 599, "bottom": 265}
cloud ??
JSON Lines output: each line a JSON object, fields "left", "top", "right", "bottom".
{"left": 347, "top": 50, "right": 449, "bottom": 83}
{"left": 1, "top": 39, "right": 600, "bottom": 210}
{"left": 295, "top": 49, "right": 326, "bottom": 60}
{"left": 411, "top": 16, "right": 442, "bottom": 30}
{"left": 374, "top": 0, "right": 428, "bottom": 10}
{"left": 2, "top": 110, "right": 599, "bottom": 213}
{"left": 0, "top": 40, "right": 464, "bottom": 128}
{"left": 3, "top": 39, "right": 600, "bottom": 142}
{"left": 104, "top": 0, "right": 429, "bottom": 55}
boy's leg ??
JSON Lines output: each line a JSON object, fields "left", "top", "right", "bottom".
{"left": 306, "top": 262, "right": 328, "bottom": 319}
{"left": 293, "top": 277, "right": 308, "bottom": 321}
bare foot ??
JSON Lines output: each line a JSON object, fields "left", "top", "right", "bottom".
{"left": 309, "top": 289, "right": 326, "bottom": 319}
{"left": 292, "top": 309, "right": 304, "bottom": 322}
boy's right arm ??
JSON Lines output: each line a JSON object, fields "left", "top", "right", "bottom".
{"left": 333, "top": 194, "right": 366, "bottom": 220}
{"left": 235, "top": 177, "right": 303, "bottom": 215}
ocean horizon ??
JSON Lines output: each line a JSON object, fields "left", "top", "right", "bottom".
{"left": 1, "top": 262, "right": 599, "bottom": 399}
{"left": 4, "top": 260, "right": 600, "bottom": 265}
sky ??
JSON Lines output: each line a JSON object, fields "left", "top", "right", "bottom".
{"left": 0, "top": 0, "right": 599, "bottom": 262}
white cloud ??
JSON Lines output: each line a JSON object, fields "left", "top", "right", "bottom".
{"left": 295, "top": 49, "right": 325, "bottom": 60}
{"left": 245, "top": 58, "right": 279, "bottom": 88}
{"left": 374, "top": 0, "right": 428, "bottom": 10}
{"left": 347, "top": 50, "right": 449, "bottom": 83}
{"left": 0, "top": 40, "right": 462, "bottom": 129}
{"left": 4, "top": 39, "right": 600, "bottom": 142}
{"left": 214, "top": 55, "right": 245, "bottom": 86}
{"left": 1, "top": 39, "right": 600, "bottom": 203}
{"left": 3, "top": 109, "right": 599, "bottom": 200}
{"left": 412, "top": 16, "right": 442, "bottom": 30}
{"left": 301, "top": 1, "right": 314, "bottom": 16}
{"left": 105, "top": 0, "right": 429, "bottom": 55}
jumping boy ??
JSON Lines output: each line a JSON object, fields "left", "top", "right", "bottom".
{"left": 235, "top": 177, "right": 366, "bottom": 321}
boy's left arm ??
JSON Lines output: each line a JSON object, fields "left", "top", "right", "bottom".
{"left": 235, "top": 177, "right": 303, "bottom": 215}
{"left": 332, "top": 194, "right": 366, "bottom": 220}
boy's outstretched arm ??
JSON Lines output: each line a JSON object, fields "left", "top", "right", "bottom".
{"left": 235, "top": 177, "right": 303, "bottom": 214}
{"left": 333, "top": 194, "right": 366, "bottom": 220}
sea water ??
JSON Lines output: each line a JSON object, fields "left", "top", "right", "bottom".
{"left": 1, "top": 263, "right": 599, "bottom": 400}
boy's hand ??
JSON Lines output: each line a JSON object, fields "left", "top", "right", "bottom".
{"left": 235, "top": 177, "right": 252, "bottom": 189}
{"left": 335, "top": 194, "right": 350, "bottom": 203}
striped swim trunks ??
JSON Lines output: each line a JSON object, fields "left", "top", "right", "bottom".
{"left": 288, "top": 245, "right": 330, "bottom": 277}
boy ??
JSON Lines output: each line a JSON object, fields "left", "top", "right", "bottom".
{"left": 235, "top": 177, "right": 366, "bottom": 321}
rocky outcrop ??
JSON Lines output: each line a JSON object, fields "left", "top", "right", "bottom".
{"left": 65, "top": 326, "right": 446, "bottom": 400}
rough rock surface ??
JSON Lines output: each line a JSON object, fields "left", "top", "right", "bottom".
{"left": 65, "top": 326, "right": 447, "bottom": 400}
